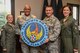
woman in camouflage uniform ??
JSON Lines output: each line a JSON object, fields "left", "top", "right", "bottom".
{"left": 60, "top": 5, "right": 79, "bottom": 53}
{"left": 1, "top": 14, "right": 16, "bottom": 53}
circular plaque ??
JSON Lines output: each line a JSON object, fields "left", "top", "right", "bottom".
{"left": 21, "top": 18, "right": 48, "bottom": 47}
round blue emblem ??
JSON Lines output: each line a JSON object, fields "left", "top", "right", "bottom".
{"left": 21, "top": 18, "right": 48, "bottom": 47}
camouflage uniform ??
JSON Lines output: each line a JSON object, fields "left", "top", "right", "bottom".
{"left": 1, "top": 23, "right": 16, "bottom": 53}
{"left": 43, "top": 15, "right": 61, "bottom": 53}
{"left": 16, "top": 14, "right": 39, "bottom": 53}
{"left": 60, "top": 16, "right": 79, "bottom": 53}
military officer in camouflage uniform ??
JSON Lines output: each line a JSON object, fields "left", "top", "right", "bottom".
{"left": 1, "top": 14, "right": 16, "bottom": 53}
{"left": 60, "top": 5, "right": 79, "bottom": 53}
{"left": 43, "top": 6, "right": 61, "bottom": 53}
{"left": 16, "top": 4, "right": 39, "bottom": 53}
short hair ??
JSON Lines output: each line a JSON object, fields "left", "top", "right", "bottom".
{"left": 45, "top": 5, "right": 53, "bottom": 10}
{"left": 62, "top": 5, "right": 72, "bottom": 16}
{"left": 6, "top": 14, "right": 12, "bottom": 19}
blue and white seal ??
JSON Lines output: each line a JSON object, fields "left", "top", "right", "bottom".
{"left": 21, "top": 18, "right": 48, "bottom": 47}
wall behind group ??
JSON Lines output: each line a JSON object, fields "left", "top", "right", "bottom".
{"left": 15, "top": 0, "right": 80, "bottom": 20}
{"left": 15, "top": 0, "right": 43, "bottom": 20}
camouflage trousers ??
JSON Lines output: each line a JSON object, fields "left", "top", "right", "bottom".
{"left": 21, "top": 43, "right": 39, "bottom": 53}
{"left": 2, "top": 44, "right": 16, "bottom": 53}
{"left": 44, "top": 39, "right": 60, "bottom": 53}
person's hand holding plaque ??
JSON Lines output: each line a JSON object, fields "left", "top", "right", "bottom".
{"left": 45, "top": 38, "right": 49, "bottom": 43}
{"left": 3, "top": 48, "right": 7, "bottom": 52}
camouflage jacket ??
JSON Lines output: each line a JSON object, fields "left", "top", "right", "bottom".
{"left": 60, "top": 16, "right": 79, "bottom": 49}
{"left": 16, "top": 14, "right": 36, "bottom": 35}
{"left": 1, "top": 23, "right": 16, "bottom": 49}
{"left": 43, "top": 15, "right": 61, "bottom": 42}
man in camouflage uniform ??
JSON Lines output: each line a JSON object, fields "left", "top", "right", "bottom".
{"left": 43, "top": 6, "right": 61, "bottom": 53}
{"left": 16, "top": 4, "right": 39, "bottom": 53}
